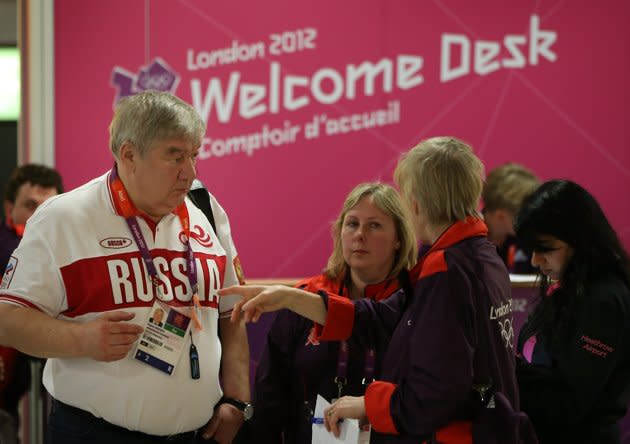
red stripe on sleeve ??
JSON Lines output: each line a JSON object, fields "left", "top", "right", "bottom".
{"left": 435, "top": 421, "right": 473, "bottom": 443}
{"left": 0, "top": 295, "right": 43, "bottom": 311}
{"left": 314, "top": 294, "right": 354, "bottom": 341}
{"left": 365, "top": 381, "right": 399, "bottom": 434}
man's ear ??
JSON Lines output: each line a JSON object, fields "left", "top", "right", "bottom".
{"left": 496, "top": 209, "right": 512, "bottom": 224}
{"left": 118, "top": 142, "right": 138, "bottom": 168}
{"left": 484, "top": 208, "right": 502, "bottom": 222}
{"left": 3, "top": 200, "right": 13, "bottom": 223}
{"left": 489, "top": 209, "right": 516, "bottom": 235}
{"left": 499, "top": 209, "right": 517, "bottom": 234}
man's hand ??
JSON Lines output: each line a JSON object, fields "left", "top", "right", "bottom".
{"left": 75, "top": 311, "right": 144, "bottom": 361}
{"left": 0, "top": 305, "right": 143, "bottom": 360}
{"left": 200, "top": 403, "right": 244, "bottom": 444}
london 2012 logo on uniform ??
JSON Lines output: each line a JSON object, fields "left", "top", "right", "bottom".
{"left": 110, "top": 57, "right": 180, "bottom": 107}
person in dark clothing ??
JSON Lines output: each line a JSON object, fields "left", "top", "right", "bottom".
{"left": 0, "top": 164, "right": 62, "bottom": 443}
{"left": 249, "top": 183, "right": 417, "bottom": 444}
{"left": 515, "top": 180, "right": 630, "bottom": 444}
{"left": 482, "top": 163, "right": 540, "bottom": 274}
{"left": 0, "top": 346, "right": 30, "bottom": 443}
{"left": 223, "top": 137, "right": 520, "bottom": 443}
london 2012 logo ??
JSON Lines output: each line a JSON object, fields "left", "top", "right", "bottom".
{"left": 110, "top": 58, "right": 180, "bottom": 106}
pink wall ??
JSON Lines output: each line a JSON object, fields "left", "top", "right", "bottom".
{"left": 55, "top": 0, "right": 630, "bottom": 278}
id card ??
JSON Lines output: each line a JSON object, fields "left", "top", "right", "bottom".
{"left": 134, "top": 301, "right": 192, "bottom": 375}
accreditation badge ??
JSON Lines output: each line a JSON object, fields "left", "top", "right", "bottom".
{"left": 134, "top": 301, "right": 192, "bottom": 375}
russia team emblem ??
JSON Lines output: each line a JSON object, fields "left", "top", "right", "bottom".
{"left": 0, "top": 257, "right": 18, "bottom": 289}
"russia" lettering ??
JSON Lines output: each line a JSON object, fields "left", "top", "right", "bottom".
{"left": 107, "top": 255, "right": 224, "bottom": 307}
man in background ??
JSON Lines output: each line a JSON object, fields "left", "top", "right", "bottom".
{"left": 482, "top": 163, "right": 540, "bottom": 274}
{"left": 0, "top": 163, "right": 62, "bottom": 444}
{"left": 1, "top": 164, "right": 63, "bottom": 271}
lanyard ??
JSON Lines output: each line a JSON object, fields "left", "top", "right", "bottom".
{"left": 333, "top": 276, "right": 377, "bottom": 398}
{"left": 363, "top": 349, "right": 375, "bottom": 385}
{"left": 109, "top": 167, "right": 203, "bottom": 331}
{"left": 334, "top": 340, "right": 349, "bottom": 398}
{"left": 334, "top": 341, "right": 377, "bottom": 398}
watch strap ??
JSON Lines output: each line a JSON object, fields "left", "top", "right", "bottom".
{"left": 219, "top": 397, "right": 247, "bottom": 410}
{"left": 218, "top": 397, "right": 253, "bottom": 420}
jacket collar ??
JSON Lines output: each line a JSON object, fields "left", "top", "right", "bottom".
{"left": 410, "top": 216, "right": 488, "bottom": 279}
{"left": 430, "top": 216, "right": 488, "bottom": 251}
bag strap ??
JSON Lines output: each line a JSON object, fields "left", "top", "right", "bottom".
{"left": 398, "top": 267, "right": 414, "bottom": 311}
{"left": 469, "top": 254, "right": 494, "bottom": 406}
{"left": 187, "top": 180, "right": 217, "bottom": 235}
{"left": 445, "top": 246, "right": 494, "bottom": 406}
{"left": 471, "top": 284, "right": 494, "bottom": 407}
{"left": 187, "top": 181, "right": 224, "bottom": 340}
{"left": 427, "top": 247, "right": 492, "bottom": 444}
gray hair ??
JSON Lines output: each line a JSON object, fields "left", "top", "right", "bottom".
{"left": 109, "top": 91, "right": 206, "bottom": 158}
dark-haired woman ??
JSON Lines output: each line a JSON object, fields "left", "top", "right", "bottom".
{"left": 515, "top": 180, "right": 630, "bottom": 443}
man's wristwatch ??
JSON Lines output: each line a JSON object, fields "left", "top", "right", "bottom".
{"left": 218, "top": 397, "right": 254, "bottom": 421}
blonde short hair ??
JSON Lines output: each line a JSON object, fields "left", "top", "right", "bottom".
{"left": 483, "top": 163, "right": 540, "bottom": 214}
{"left": 325, "top": 183, "right": 417, "bottom": 280}
{"left": 394, "top": 137, "right": 484, "bottom": 225}
{"left": 109, "top": 90, "right": 205, "bottom": 158}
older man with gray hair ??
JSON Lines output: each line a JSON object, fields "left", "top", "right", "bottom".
{"left": 0, "top": 91, "right": 251, "bottom": 444}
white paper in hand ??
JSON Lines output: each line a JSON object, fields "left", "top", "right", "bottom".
{"left": 312, "top": 394, "right": 365, "bottom": 444}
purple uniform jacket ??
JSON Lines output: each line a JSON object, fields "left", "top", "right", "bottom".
{"left": 250, "top": 273, "right": 406, "bottom": 444}
{"left": 517, "top": 276, "right": 630, "bottom": 443}
{"left": 0, "top": 224, "right": 20, "bottom": 274}
{"left": 0, "top": 223, "right": 30, "bottom": 427}
{"left": 316, "top": 217, "right": 519, "bottom": 443}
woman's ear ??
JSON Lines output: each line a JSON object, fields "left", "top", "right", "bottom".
{"left": 411, "top": 198, "right": 421, "bottom": 217}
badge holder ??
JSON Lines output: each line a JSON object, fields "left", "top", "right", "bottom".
{"left": 134, "top": 301, "right": 193, "bottom": 376}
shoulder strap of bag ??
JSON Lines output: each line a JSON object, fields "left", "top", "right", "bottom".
{"left": 427, "top": 248, "right": 492, "bottom": 444}
{"left": 472, "top": 285, "right": 494, "bottom": 406}
{"left": 444, "top": 246, "right": 494, "bottom": 404}
{"left": 468, "top": 252, "right": 494, "bottom": 405}
{"left": 398, "top": 267, "right": 414, "bottom": 307}
{"left": 187, "top": 181, "right": 221, "bottom": 339}
{"left": 187, "top": 181, "right": 217, "bottom": 236}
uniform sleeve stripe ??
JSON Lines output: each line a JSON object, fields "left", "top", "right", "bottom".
{"left": 419, "top": 250, "right": 448, "bottom": 279}
{"left": 435, "top": 421, "right": 473, "bottom": 443}
{"left": 313, "top": 294, "right": 354, "bottom": 341}
{"left": 0, "top": 295, "right": 43, "bottom": 311}
{"left": 365, "top": 381, "right": 399, "bottom": 434}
